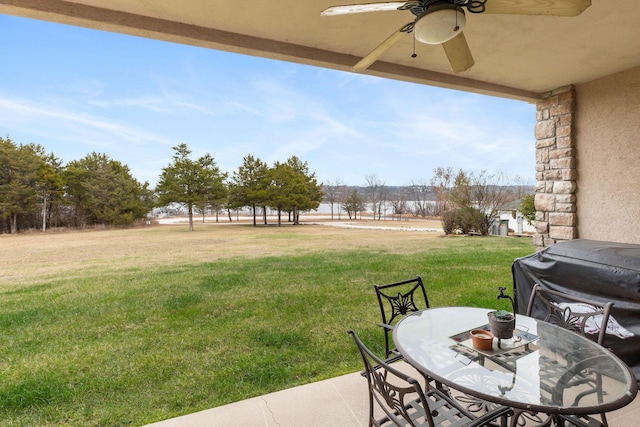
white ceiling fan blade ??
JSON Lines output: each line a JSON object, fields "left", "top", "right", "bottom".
{"left": 321, "top": 2, "right": 408, "bottom": 16}
{"left": 442, "top": 32, "right": 474, "bottom": 73}
{"left": 482, "top": 0, "right": 591, "bottom": 16}
{"left": 352, "top": 26, "right": 408, "bottom": 72}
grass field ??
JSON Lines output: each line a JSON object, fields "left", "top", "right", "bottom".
{"left": 0, "top": 219, "right": 535, "bottom": 426}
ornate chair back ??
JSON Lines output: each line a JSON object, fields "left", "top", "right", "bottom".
{"left": 374, "top": 276, "right": 430, "bottom": 359}
{"left": 525, "top": 283, "right": 613, "bottom": 346}
{"left": 525, "top": 283, "right": 614, "bottom": 426}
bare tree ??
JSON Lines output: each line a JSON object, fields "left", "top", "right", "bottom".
{"left": 378, "top": 185, "right": 389, "bottom": 220}
{"left": 408, "top": 179, "right": 434, "bottom": 218}
{"left": 343, "top": 189, "right": 364, "bottom": 220}
{"left": 364, "top": 174, "right": 386, "bottom": 220}
{"left": 323, "top": 178, "right": 344, "bottom": 220}
{"left": 430, "top": 167, "right": 455, "bottom": 217}
{"left": 431, "top": 167, "right": 521, "bottom": 235}
{"left": 389, "top": 190, "right": 409, "bottom": 221}
{"left": 336, "top": 183, "right": 349, "bottom": 220}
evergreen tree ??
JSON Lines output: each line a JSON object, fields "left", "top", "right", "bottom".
{"left": 156, "top": 143, "right": 227, "bottom": 231}
{"left": 33, "top": 147, "right": 65, "bottom": 231}
{"left": 265, "top": 161, "right": 295, "bottom": 226}
{"left": 64, "top": 152, "right": 151, "bottom": 227}
{"left": 0, "top": 138, "right": 41, "bottom": 233}
{"left": 283, "top": 156, "right": 323, "bottom": 225}
{"left": 227, "top": 155, "right": 269, "bottom": 226}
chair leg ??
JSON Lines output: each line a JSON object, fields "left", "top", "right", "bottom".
{"left": 600, "top": 413, "right": 608, "bottom": 427}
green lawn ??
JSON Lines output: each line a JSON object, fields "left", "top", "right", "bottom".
{"left": 0, "top": 224, "right": 534, "bottom": 426}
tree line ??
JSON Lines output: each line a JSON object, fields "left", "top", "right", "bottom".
{"left": 156, "top": 144, "right": 323, "bottom": 232}
{"left": 0, "top": 138, "right": 323, "bottom": 233}
{"left": 2, "top": 136, "right": 533, "bottom": 235}
{"left": 323, "top": 175, "right": 441, "bottom": 221}
{"left": 0, "top": 137, "right": 153, "bottom": 233}
{"left": 323, "top": 169, "right": 534, "bottom": 236}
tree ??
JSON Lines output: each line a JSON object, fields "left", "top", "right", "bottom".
{"left": 467, "top": 170, "right": 519, "bottom": 235}
{"left": 63, "top": 158, "right": 91, "bottom": 227}
{"left": 265, "top": 161, "right": 293, "bottom": 226}
{"left": 64, "top": 152, "right": 152, "bottom": 227}
{"left": 448, "top": 170, "right": 484, "bottom": 234}
{"left": 0, "top": 138, "right": 41, "bottom": 233}
{"left": 336, "top": 183, "right": 349, "bottom": 220}
{"left": 430, "top": 167, "right": 456, "bottom": 233}
{"left": 520, "top": 194, "right": 536, "bottom": 225}
{"left": 343, "top": 189, "right": 364, "bottom": 220}
{"left": 389, "top": 191, "right": 409, "bottom": 221}
{"left": 227, "top": 155, "right": 269, "bottom": 226}
{"left": 377, "top": 186, "right": 389, "bottom": 220}
{"left": 263, "top": 157, "right": 322, "bottom": 226}
{"left": 430, "top": 166, "right": 455, "bottom": 217}
{"left": 197, "top": 169, "right": 228, "bottom": 223}
{"left": 432, "top": 167, "right": 521, "bottom": 235}
{"left": 33, "top": 148, "right": 65, "bottom": 232}
{"left": 323, "top": 178, "right": 341, "bottom": 220}
{"left": 156, "top": 143, "right": 227, "bottom": 231}
{"left": 408, "top": 179, "right": 435, "bottom": 218}
{"left": 364, "top": 174, "right": 386, "bottom": 220}
{"left": 283, "top": 156, "right": 323, "bottom": 225}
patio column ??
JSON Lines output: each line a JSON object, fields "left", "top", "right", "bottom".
{"left": 533, "top": 86, "right": 577, "bottom": 248}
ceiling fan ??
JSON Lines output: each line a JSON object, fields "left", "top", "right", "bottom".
{"left": 321, "top": 0, "right": 591, "bottom": 73}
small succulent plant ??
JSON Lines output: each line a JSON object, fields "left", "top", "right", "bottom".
{"left": 493, "top": 309, "right": 514, "bottom": 320}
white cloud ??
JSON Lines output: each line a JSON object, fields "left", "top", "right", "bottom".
{"left": 0, "top": 95, "right": 177, "bottom": 150}
{"left": 223, "top": 100, "right": 262, "bottom": 116}
{"left": 88, "top": 96, "right": 170, "bottom": 112}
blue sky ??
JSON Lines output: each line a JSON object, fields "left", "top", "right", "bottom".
{"left": 0, "top": 14, "right": 535, "bottom": 187}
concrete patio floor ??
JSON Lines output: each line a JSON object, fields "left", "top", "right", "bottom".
{"left": 144, "top": 369, "right": 640, "bottom": 427}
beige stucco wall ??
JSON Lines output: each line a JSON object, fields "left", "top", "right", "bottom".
{"left": 575, "top": 66, "right": 640, "bottom": 244}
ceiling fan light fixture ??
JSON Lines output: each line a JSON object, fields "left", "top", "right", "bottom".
{"left": 414, "top": 5, "right": 466, "bottom": 45}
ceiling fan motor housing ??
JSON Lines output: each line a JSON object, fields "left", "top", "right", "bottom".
{"left": 413, "top": 2, "right": 466, "bottom": 44}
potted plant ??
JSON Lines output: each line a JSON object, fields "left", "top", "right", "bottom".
{"left": 487, "top": 309, "right": 516, "bottom": 340}
{"left": 488, "top": 286, "right": 517, "bottom": 343}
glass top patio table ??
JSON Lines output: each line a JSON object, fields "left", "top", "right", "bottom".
{"left": 393, "top": 307, "right": 638, "bottom": 416}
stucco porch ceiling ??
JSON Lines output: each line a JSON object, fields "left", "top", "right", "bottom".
{"left": 1, "top": 0, "right": 639, "bottom": 102}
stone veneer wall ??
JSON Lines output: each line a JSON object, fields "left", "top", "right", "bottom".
{"left": 533, "top": 86, "right": 577, "bottom": 248}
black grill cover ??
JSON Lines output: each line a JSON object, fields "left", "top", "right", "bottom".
{"left": 512, "top": 239, "right": 640, "bottom": 381}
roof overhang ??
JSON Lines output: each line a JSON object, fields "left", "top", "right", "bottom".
{"left": 1, "top": 0, "right": 639, "bottom": 103}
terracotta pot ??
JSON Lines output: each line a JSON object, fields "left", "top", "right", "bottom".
{"left": 471, "top": 329, "right": 494, "bottom": 350}
{"left": 487, "top": 311, "right": 515, "bottom": 339}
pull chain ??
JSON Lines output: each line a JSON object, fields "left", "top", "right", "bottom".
{"left": 411, "top": 32, "right": 417, "bottom": 58}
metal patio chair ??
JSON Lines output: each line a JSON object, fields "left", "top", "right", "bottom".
{"left": 348, "top": 329, "right": 512, "bottom": 427}
{"left": 526, "top": 284, "right": 613, "bottom": 347}
{"left": 526, "top": 284, "right": 614, "bottom": 427}
{"left": 374, "top": 276, "right": 430, "bottom": 364}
